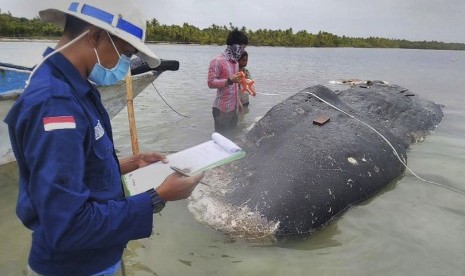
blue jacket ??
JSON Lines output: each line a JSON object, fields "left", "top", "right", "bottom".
{"left": 4, "top": 48, "right": 154, "bottom": 275}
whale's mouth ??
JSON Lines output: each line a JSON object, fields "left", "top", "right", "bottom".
{"left": 187, "top": 168, "right": 280, "bottom": 244}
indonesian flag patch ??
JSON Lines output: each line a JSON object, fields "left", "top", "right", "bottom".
{"left": 43, "top": 116, "right": 76, "bottom": 131}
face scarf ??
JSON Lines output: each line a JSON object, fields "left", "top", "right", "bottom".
{"left": 224, "top": 44, "right": 245, "bottom": 62}
{"left": 88, "top": 32, "right": 131, "bottom": 86}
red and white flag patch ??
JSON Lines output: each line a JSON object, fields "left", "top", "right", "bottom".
{"left": 43, "top": 116, "right": 76, "bottom": 131}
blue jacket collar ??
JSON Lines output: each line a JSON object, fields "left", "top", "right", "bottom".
{"left": 43, "top": 47, "right": 93, "bottom": 98}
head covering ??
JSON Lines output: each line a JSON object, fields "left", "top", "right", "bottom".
{"left": 224, "top": 44, "right": 245, "bottom": 62}
{"left": 39, "top": 0, "right": 160, "bottom": 68}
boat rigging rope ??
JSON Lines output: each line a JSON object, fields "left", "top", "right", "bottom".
{"left": 0, "top": 66, "right": 31, "bottom": 74}
{"left": 305, "top": 91, "right": 465, "bottom": 195}
{"left": 151, "top": 83, "right": 191, "bottom": 118}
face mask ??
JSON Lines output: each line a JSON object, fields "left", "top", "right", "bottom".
{"left": 88, "top": 33, "right": 131, "bottom": 86}
{"left": 225, "top": 44, "right": 245, "bottom": 62}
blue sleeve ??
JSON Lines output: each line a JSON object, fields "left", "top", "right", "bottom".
{"left": 17, "top": 91, "right": 153, "bottom": 252}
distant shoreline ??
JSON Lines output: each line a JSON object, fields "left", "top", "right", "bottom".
{"left": 1, "top": 12, "right": 464, "bottom": 50}
{"left": 0, "top": 37, "right": 463, "bottom": 51}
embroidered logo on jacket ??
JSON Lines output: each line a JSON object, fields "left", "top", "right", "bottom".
{"left": 94, "top": 120, "right": 105, "bottom": 140}
{"left": 43, "top": 116, "right": 76, "bottom": 131}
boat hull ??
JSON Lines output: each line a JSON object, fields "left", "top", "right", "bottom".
{"left": 0, "top": 70, "right": 161, "bottom": 165}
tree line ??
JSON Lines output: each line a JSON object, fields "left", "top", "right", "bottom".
{"left": 1, "top": 11, "right": 465, "bottom": 51}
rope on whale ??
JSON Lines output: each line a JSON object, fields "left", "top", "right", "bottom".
{"left": 306, "top": 91, "right": 465, "bottom": 196}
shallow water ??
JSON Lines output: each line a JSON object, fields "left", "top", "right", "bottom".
{"left": 1, "top": 42, "right": 464, "bottom": 275}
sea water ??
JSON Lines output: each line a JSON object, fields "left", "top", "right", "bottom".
{"left": 1, "top": 42, "right": 464, "bottom": 275}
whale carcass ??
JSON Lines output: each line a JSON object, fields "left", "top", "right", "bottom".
{"left": 188, "top": 83, "right": 443, "bottom": 242}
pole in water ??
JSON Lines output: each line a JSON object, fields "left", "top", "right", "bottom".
{"left": 126, "top": 71, "right": 140, "bottom": 155}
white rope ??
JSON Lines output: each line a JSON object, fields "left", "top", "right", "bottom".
{"left": 305, "top": 91, "right": 465, "bottom": 195}
{"left": 25, "top": 30, "right": 90, "bottom": 88}
{"left": 256, "top": 92, "right": 279, "bottom": 96}
{"left": 0, "top": 66, "right": 31, "bottom": 74}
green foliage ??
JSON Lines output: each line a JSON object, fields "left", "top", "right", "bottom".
{"left": 1, "top": 11, "right": 464, "bottom": 50}
{"left": 144, "top": 21, "right": 465, "bottom": 50}
{"left": 0, "top": 13, "right": 61, "bottom": 38}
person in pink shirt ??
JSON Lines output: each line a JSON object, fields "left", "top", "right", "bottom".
{"left": 207, "top": 29, "right": 249, "bottom": 136}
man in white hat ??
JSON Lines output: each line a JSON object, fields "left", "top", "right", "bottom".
{"left": 4, "top": 1, "right": 203, "bottom": 275}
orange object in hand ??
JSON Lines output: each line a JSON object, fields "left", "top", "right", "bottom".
{"left": 237, "top": 71, "right": 256, "bottom": 96}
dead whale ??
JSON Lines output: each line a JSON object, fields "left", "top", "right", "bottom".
{"left": 188, "top": 83, "right": 443, "bottom": 242}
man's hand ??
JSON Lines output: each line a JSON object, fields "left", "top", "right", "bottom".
{"left": 137, "top": 152, "right": 167, "bottom": 169}
{"left": 119, "top": 152, "right": 167, "bottom": 174}
{"left": 156, "top": 171, "right": 205, "bottom": 201}
{"left": 229, "top": 72, "right": 242, "bottom": 83}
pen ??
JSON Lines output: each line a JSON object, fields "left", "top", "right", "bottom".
{"left": 170, "top": 166, "right": 212, "bottom": 187}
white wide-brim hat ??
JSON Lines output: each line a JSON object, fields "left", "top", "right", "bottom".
{"left": 39, "top": 0, "right": 160, "bottom": 68}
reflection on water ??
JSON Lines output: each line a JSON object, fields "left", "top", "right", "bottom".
{"left": 1, "top": 42, "right": 465, "bottom": 275}
{"left": 0, "top": 162, "right": 30, "bottom": 275}
{"left": 123, "top": 241, "right": 159, "bottom": 275}
{"left": 275, "top": 223, "right": 343, "bottom": 251}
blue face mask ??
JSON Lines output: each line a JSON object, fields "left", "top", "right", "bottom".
{"left": 88, "top": 33, "right": 131, "bottom": 86}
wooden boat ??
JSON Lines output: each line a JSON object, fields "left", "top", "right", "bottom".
{"left": 0, "top": 59, "right": 179, "bottom": 165}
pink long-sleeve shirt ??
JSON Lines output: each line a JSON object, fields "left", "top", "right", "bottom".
{"left": 207, "top": 52, "right": 239, "bottom": 113}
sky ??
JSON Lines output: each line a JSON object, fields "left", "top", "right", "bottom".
{"left": 1, "top": 0, "right": 464, "bottom": 43}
